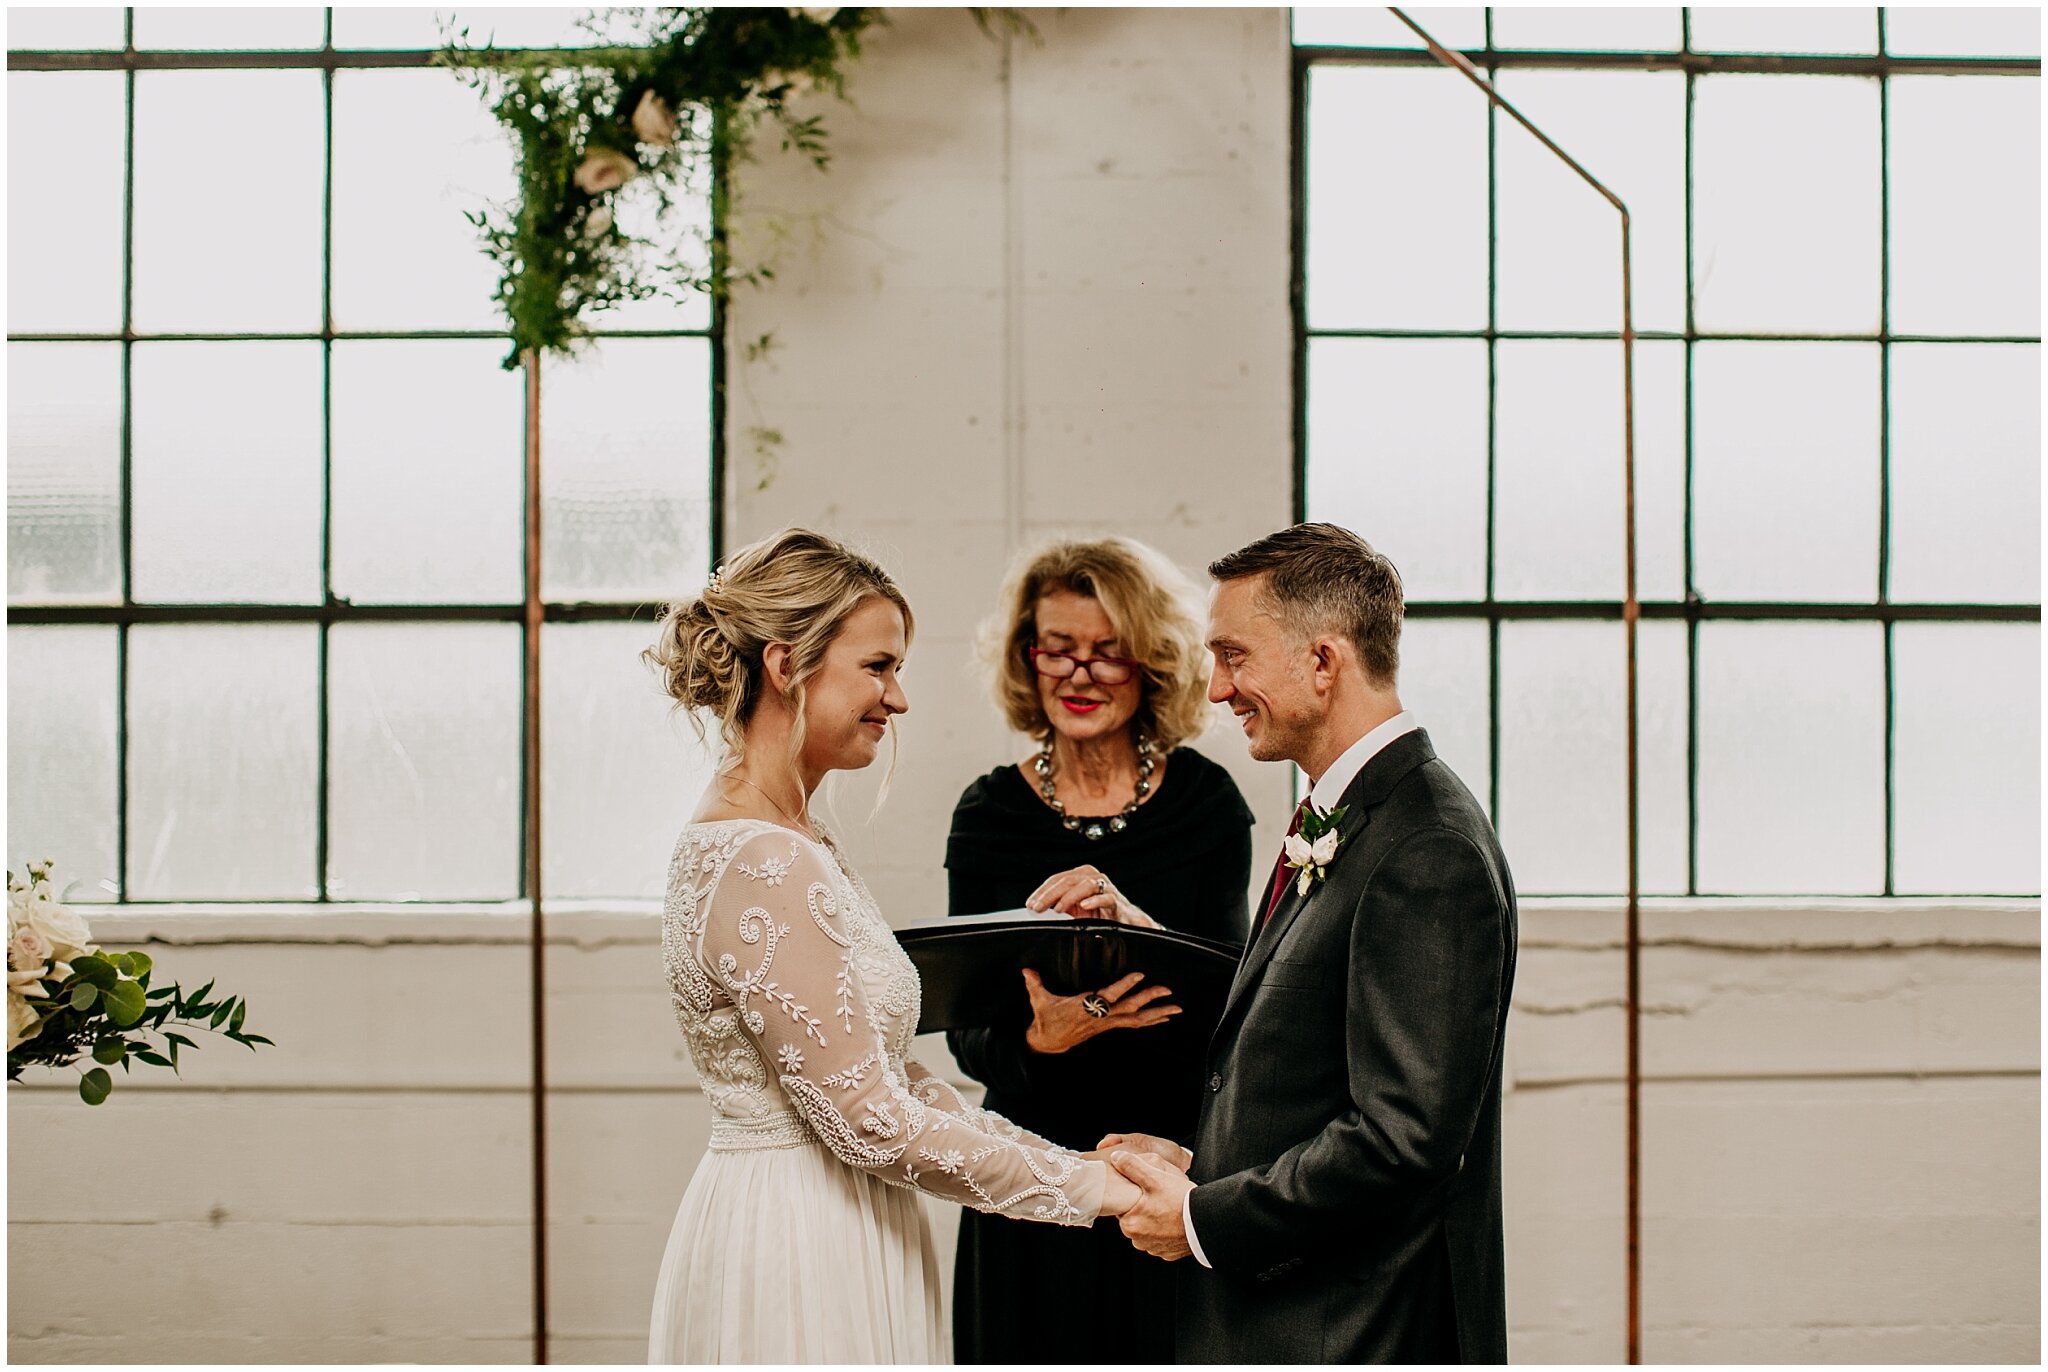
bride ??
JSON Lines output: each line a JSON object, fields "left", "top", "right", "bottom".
{"left": 643, "top": 529, "right": 1168, "bottom": 1363}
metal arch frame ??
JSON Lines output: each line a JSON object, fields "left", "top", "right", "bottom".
{"left": 1292, "top": 10, "right": 2042, "bottom": 1364}
{"left": 8, "top": 20, "right": 729, "bottom": 1365}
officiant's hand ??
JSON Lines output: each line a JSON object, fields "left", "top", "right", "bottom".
{"left": 1110, "top": 1149, "right": 1195, "bottom": 1261}
{"left": 1096, "top": 1131, "right": 1192, "bottom": 1173}
{"left": 1021, "top": 968, "right": 1179, "bottom": 1054}
{"left": 1025, "top": 865, "right": 1162, "bottom": 929}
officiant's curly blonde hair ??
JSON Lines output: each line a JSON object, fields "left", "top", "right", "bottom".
{"left": 645, "top": 528, "right": 914, "bottom": 773}
{"left": 981, "top": 537, "right": 1210, "bottom": 752}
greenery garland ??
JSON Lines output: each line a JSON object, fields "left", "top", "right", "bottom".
{"left": 443, "top": 7, "right": 880, "bottom": 366}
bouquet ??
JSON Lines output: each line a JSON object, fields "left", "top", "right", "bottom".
{"left": 8, "top": 863, "right": 271, "bottom": 1104}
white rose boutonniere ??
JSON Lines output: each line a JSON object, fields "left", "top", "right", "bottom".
{"left": 1282, "top": 803, "right": 1348, "bottom": 897}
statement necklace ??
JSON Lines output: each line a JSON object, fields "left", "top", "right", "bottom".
{"left": 1034, "top": 735, "right": 1157, "bottom": 841}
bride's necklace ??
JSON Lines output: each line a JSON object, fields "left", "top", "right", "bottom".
{"left": 1035, "top": 734, "right": 1156, "bottom": 841}
{"left": 726, "top": 773, "right": 815, "bottom": 837}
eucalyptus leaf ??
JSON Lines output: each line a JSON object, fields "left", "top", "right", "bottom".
{"left": 71, "top": 955, "right": 118, "bottom": 990}
{"left": 79, "top": 1068, "right": 111, "bottom": 1106}
{"left": 133, "top": 1050, "right": 171, "bottom": 1068}
{"left": 102, "top": 980, "right": 147, "bottom": 1027}
{"left": 69, "top": 983, "right": 99, "bottom": 1012}
{"left": 92, "top": 1039, "right": 125, "bottom": 1065}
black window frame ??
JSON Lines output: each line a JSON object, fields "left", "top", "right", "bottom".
{"left": 1292, "top": 10, "right": 2042, "bottom": 898}
{"left": 7, "top": 9, "right": 724, "bottom": 904}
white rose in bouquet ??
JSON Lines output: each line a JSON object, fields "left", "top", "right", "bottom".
{"left": 794, "top": 7, "right": 839, "bottom": 20}
{"left": 7, "top": 987, "right": 40, "bottom": 1052}
{"left": 10, "top": 923, "right": 52, "bottom": 974}
{"left": 632, "top": 90, "right": 679, "bottom": 147}
{"left": 572, "top": 147, "right": 638, "bottom": 195}
{"left": 25, "top": 898, "right": 92, "bottom": 962}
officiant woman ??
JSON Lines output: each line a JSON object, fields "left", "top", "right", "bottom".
{"left": 944, "top": 537, "right": 1253, "bottom": 1363}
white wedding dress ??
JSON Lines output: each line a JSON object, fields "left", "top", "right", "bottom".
{"left": 648, "top": 819, "right": 1107, "bottom": 1364}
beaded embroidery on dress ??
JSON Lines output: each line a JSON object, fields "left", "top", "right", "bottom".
{"left": 649, "top": 818, "right": 1105, "bottom": 1364}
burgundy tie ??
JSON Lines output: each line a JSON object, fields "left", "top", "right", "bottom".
{"left": 1258, "top": 801, "right": 1311, "bottom": 929}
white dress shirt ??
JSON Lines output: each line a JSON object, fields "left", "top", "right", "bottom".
{"left": 1182, "top": 711, "right": 1420, "bottom": 1268}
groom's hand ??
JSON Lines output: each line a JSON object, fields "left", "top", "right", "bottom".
{"left": 1098, "top": 1131, "right": 1192, "bottom": 1173}
{"left": 1111, "top": 1149, "right": 1195, "bottom": 1261}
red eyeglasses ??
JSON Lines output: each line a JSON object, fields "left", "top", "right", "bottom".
{"left": 1027, "top": 647, "right": 1140, "bottom": 686}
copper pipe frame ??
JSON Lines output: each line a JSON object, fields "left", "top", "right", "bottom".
{"left": 522, "top": 352, "right": 551, "bottom": 1364}
{"left": 1383, "top": 11, "right": 1643, "bottom": 1362}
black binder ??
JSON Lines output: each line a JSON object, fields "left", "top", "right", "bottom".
{"left": 896, "top": 910, "right": 1243, "bottom": 1036}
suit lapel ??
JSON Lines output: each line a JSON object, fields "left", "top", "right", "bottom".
{"left": 1211, "top": 730, "right": 1439, "bottom": 1044}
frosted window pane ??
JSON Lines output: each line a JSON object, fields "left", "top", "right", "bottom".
{"left": 332, "top": 8, "right": 601, "bottom": 49}
{"left": 1886, "top": 7, "right": 2040, "bottom": 58}
{"left": 1693, "top": 342, "right": 1879, "bottom": 602}
{"left": 1495, "top": 70, "right": 1685, "bottom": 333}
{"left": 1395, "top": 619, "right": 1491, "bottom": 814}
{"left": 1491, "top": 8, "right": 1681, "bottom": 50}
{"left": 1689, "top": 8, "right": 1878, "bottom": 54}
{"left": 1889, "top": 345, "right": 2040, "bottom": 604}
{"left": 1889, "top": 77, "right": 2040, "bottom": 337}
{"left": 542, "top": 622, "right": 717, "bottom": 899}
{"left": 1697, "top": 622, "right": 1883, "bottom": 893}
{"left": 1495, "top": 339, "right": 1685, "bottom": 601}
{"left": 7, "top": 627, "right": 119, "bottom": 902}
{"left": 1306, "top": 338, "right": 1486, "bottom": 601}
{"left": 1306, "top": 67, "right": 1487, "bottom": 330}
{"left": 8, "top": 8, "right": 125, "bottom": 49}
{"left": 8, "top": 344, "right": 122, "bottom": 604}
{"left": 540, "top": 339, "right": 713, "bottom": 602}
{"left": 8, "top": 72, "right": 124, "bottom": 334}
{"left": 330, "top": 341, "right": 524, "bottom": 604}
{"left": 132, "top": 71, "right": 323, "bottom": 332}
{"left": 327, "top": 623, "right": 521, "bottom": 900}
{"left": 331, "top": 70, "right": 515, "bottom": 333}
{"left": 1291, "top": 8, "right": 1486, "bottom": 48}
{"left": 130, "top": 342, "right": 323, "bottom": 603}
{"left": 1895, "top": 624, "right": 2040, "bottom": 894}
{"left": 128, "top": 625, "right": 319, "bottom": 899}
{"left": 132, "top": 7, "right": 325, "bottom": 49}
{"left": 1693, "top": 76, "right": 1880, "bottom": 334}
{"left": 1497, "top": 620, "right": 1687, "bottom": 895}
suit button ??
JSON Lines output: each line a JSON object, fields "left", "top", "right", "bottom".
{"left": 1207, "top": 1072, "right": 1223, "bottom": 1092}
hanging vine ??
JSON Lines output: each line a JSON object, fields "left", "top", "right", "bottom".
{"left": 442, "top": 7, "right": 880, "bottom": 366}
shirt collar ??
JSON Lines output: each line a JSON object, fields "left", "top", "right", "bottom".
{"left": 1308, "top": 711, "right": 1419, "bottom": 812}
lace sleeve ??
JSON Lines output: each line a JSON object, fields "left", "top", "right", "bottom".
{"left": 699, "top": 831, "right": 1105, "bottom": 1226}
{"left": 900, "top": 1058, "right": 1068, "bottom": 1152}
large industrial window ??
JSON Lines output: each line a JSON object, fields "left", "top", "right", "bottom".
{"left": 1296, "top": 7, "right": 2040, "bottom": 897}
{"left": 7, "top": 8, "right": 718, "bottom": 904}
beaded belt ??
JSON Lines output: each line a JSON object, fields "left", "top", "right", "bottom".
{"left": 708, "top": 1111, "right": 813, "bottom": 1153}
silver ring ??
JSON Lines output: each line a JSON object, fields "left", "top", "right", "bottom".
{"left": 1082, "top": 994, "right": 1110, "bottom": 1018}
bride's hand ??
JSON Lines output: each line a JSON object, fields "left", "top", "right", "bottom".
{"left": 1093, "top": 1158, "right": 1144, "bottom": 1217}
{"left": 1097, "top": 1131, "right": 1192, "bottom": 1173}
{"left": 1025, "top": 865, "right": 1161, "bottom": 928}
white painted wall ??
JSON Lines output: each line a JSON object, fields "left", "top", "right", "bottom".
{"left": 8, "top": 9, "right": 2039, "bottom": 1366}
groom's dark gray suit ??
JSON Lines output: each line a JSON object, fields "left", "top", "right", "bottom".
{"left": 1177, "top": 728, "right": 1517, "bottom": 1364}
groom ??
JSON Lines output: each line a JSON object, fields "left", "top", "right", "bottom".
{"left": 1108, "top": 523, "right": 1517, "bottom": 1363}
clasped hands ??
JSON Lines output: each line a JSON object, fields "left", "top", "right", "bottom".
{"left": 1086, "top": 1130, "right": 1196, "bottom": 1262}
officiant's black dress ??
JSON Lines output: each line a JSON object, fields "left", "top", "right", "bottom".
{"left": 944, "top": 747, "right": 1253, "bottom": 1364}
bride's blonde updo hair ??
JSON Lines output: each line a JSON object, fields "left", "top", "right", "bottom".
{"left": 644, "top": 528, "right": 914, "bottom": 771}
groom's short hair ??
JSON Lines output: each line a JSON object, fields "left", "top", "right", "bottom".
{"left": 1209, "top": 523, "right": 1404, "bottom": 686}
